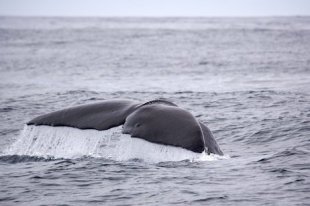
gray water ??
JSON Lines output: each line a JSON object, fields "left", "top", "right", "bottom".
{"left": 0, "top": 17, "right": 310, "bottom": 205}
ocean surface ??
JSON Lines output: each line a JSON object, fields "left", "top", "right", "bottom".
{"left": 0, "top": 17, "right": 309, "bottom": 205}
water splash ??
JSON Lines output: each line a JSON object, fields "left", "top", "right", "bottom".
{"left": 4, "top": 125, "right": 228, "bottom": 163}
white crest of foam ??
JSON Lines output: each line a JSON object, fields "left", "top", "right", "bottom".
{"left": 5, "top": 125, "right": 228, "bottom": 163}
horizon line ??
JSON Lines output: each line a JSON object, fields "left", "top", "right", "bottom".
{"left": 1, "top": 14, "right": 309, "bottom": 18}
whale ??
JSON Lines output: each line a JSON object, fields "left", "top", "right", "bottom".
{"left": 27, "top": 99, "right": 223, "bottom": 155}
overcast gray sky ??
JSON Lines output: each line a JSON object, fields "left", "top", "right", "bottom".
{"left": 0, "top": 0, "right": 309, "bottom": 17}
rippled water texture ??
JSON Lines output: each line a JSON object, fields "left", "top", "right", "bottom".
{"left": 0, "top": 17, "right": 310, "bottom": 205}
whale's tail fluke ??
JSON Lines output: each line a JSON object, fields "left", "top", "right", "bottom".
{"left": 199, "top": 122, "right": 224, "bottom": 156}
{"left": 27, "top": 100, "right": 140, "bottom": 130}
{"left": 26, "top": 99, "right": 224, "bottom": 155}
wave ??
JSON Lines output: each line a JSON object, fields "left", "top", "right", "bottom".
{"left": 0, "top": 154, "right": 56, "bottom": 163}
{"left": 3, "top": 125, "right": 228, "bottom": 163}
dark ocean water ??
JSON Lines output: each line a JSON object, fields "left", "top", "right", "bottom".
{"left": 0, "top": 17, "right": 309, "bottom": 205}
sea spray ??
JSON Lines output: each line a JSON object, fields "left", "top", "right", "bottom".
{"left": 5, "top": 125, "right": 228, "bottom": 162}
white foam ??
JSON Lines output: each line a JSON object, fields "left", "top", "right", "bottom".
{"left": 5, "top": 125, "right": 229, "bottom": 163}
